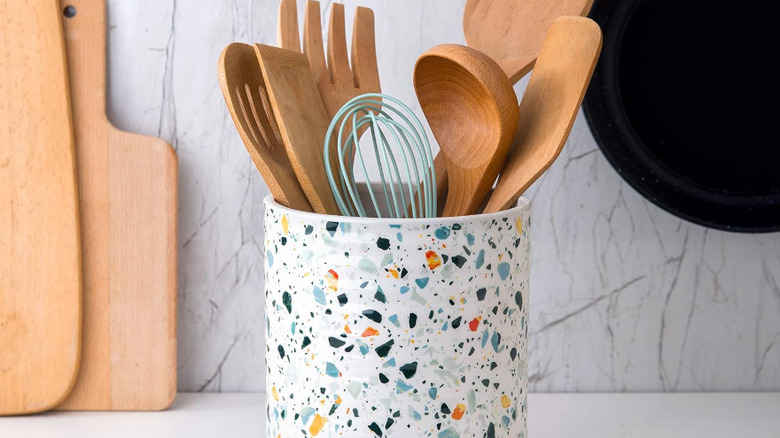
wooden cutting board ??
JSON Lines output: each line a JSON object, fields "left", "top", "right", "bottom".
{"left": 55, "top": 0, "right": 178, "bottom": 411}
{"left": 0, "top": 0, "right": 82, "bottom": 415}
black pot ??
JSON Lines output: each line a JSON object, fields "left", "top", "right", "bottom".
{"left": 583, "top": 0, "right": 780, "bottom": 232}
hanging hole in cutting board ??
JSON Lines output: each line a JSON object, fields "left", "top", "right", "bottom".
{"left": 63, "top": 5, "right": 76, "bottom": 18}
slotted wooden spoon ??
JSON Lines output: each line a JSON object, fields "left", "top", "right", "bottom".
{"left": 485, "top": 16, "right": 603, "bottom": 212}
{"left": 218, "top": 43, "right": 312, "bottom": 212}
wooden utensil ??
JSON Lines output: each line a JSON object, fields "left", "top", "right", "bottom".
{"left": 429, "top": 0, "right": 595, "bottom": 212}
{"left": 463, "top": 0, "right": 595, "bottom": 83}
{"left": 55, "top": 0, "right": 178, "bottom": 411}
{"left": 484, "top": 16, "right": 602, "bottom": 212}
{"left": 279, "top": 0, "right": 380, "bottom": 120}
{"left": 278, "top": 0, "right": 381, "bottom": 191}
{"left": 0, "top": 0, "right": 81, "bottom": 415}
{"left": 414, "top": 44, "right": 519, "bottom": 216}
{"left": 218, "top": 43, "right": 312, "bottom": 212}
{"left": 254, "top": 43, "right": 340, "bottom": 215}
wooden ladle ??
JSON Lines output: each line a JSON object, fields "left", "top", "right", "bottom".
{"left": 414, "top": 44, "right": 519, "bottom": 216}
{"left": 484, "top": 17, "right": 603, "bottom": 212}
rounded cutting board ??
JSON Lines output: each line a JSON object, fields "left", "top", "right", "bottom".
{"left": 0, "top": 0, "right": 82, "bottom": 415}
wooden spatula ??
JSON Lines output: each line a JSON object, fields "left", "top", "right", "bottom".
{"left": 254, "top": 43, "right": 340, "bottom": 215}
{"left": 55, "top": 0, "right": 178, "bottom": 411}
{"left": 484, "top": 17, "right": 602, "bottom": 212}
{"left": 463, "top": 0, "right": 595, "bottom": 83}
{"left": 0, "top": 0, "right": 82, "bottom": 415}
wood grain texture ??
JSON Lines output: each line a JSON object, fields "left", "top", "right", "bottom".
{"left": 254, "top": 43, "right": 339, "bottom": 215}
{"left": 218, "top": 43, "right": 312, "bottom": 212}
{"left": 55, "top": 0, "right": 177, "bottom": 411}
{"left": 0, "top": 0, "right": 81, "bottom": 415}
{"left": 485, "top": 17, "right": 602, "bottom": 213}
{"left": 414, "top": 44, "right": 518, "bottom": 216}
{"left": 463, "top": 0, "right": 594, "bottom": 83}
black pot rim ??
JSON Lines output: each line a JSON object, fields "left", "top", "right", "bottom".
{"left": 583, "top": 0, "right": 780, "bottom": 233}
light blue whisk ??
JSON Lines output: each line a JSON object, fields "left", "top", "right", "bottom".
{"left": 324, "top": 93, "right": 437, "bottom": 219}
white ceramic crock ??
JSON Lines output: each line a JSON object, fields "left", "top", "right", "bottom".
{"left": 263, "top": 192, "right": 531, "bottom": 438}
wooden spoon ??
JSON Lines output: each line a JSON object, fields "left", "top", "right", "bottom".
{"left": 464, "top": 0, "right": 595, "bottom": 83}
{"left": 218, "top": 43, "right": 312, "bottom": 212}
{"left": 414, "top": 44, "right": 519, "bottom": 216}
{"left": 484, "top": 16, "right": 603, "bottom": 213}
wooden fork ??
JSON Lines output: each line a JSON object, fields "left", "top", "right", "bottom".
{"left": 278, "top": 0, "right": 381, "bottom": 118}
{"left": 278, "top": 0, "right": 381, "bottom": 196}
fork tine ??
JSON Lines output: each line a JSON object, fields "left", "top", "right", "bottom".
{"left": 303, "top": 1, "right": 328, "bottom": 87}
{"left": 278, "top": 0, "right": 301, "bottom": 52}
{"left": 352, "top": 6, "right": 380, "bottom": 92}
{"left": 327, "top": 3, "right": 352, "bottom": 86}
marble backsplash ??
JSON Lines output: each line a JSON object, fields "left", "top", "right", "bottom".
{"left": 103, "top": 0, "right": 780, "bottom": 392}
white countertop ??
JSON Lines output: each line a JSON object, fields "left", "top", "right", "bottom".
{"left": 1, "top": 392, "right": 778, "bottom": 437}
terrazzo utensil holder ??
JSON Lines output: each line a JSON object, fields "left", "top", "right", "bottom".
{"left": 264, "top": 191, "right": 531, "bottom": 438}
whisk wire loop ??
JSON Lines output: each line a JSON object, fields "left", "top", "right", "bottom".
{"left": 324, "top": 93, "right": 436, "bottom": 218}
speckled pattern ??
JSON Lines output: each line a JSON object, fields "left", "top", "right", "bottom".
{"left": 264, "top": 196, "right": 531, "bottom": 438}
